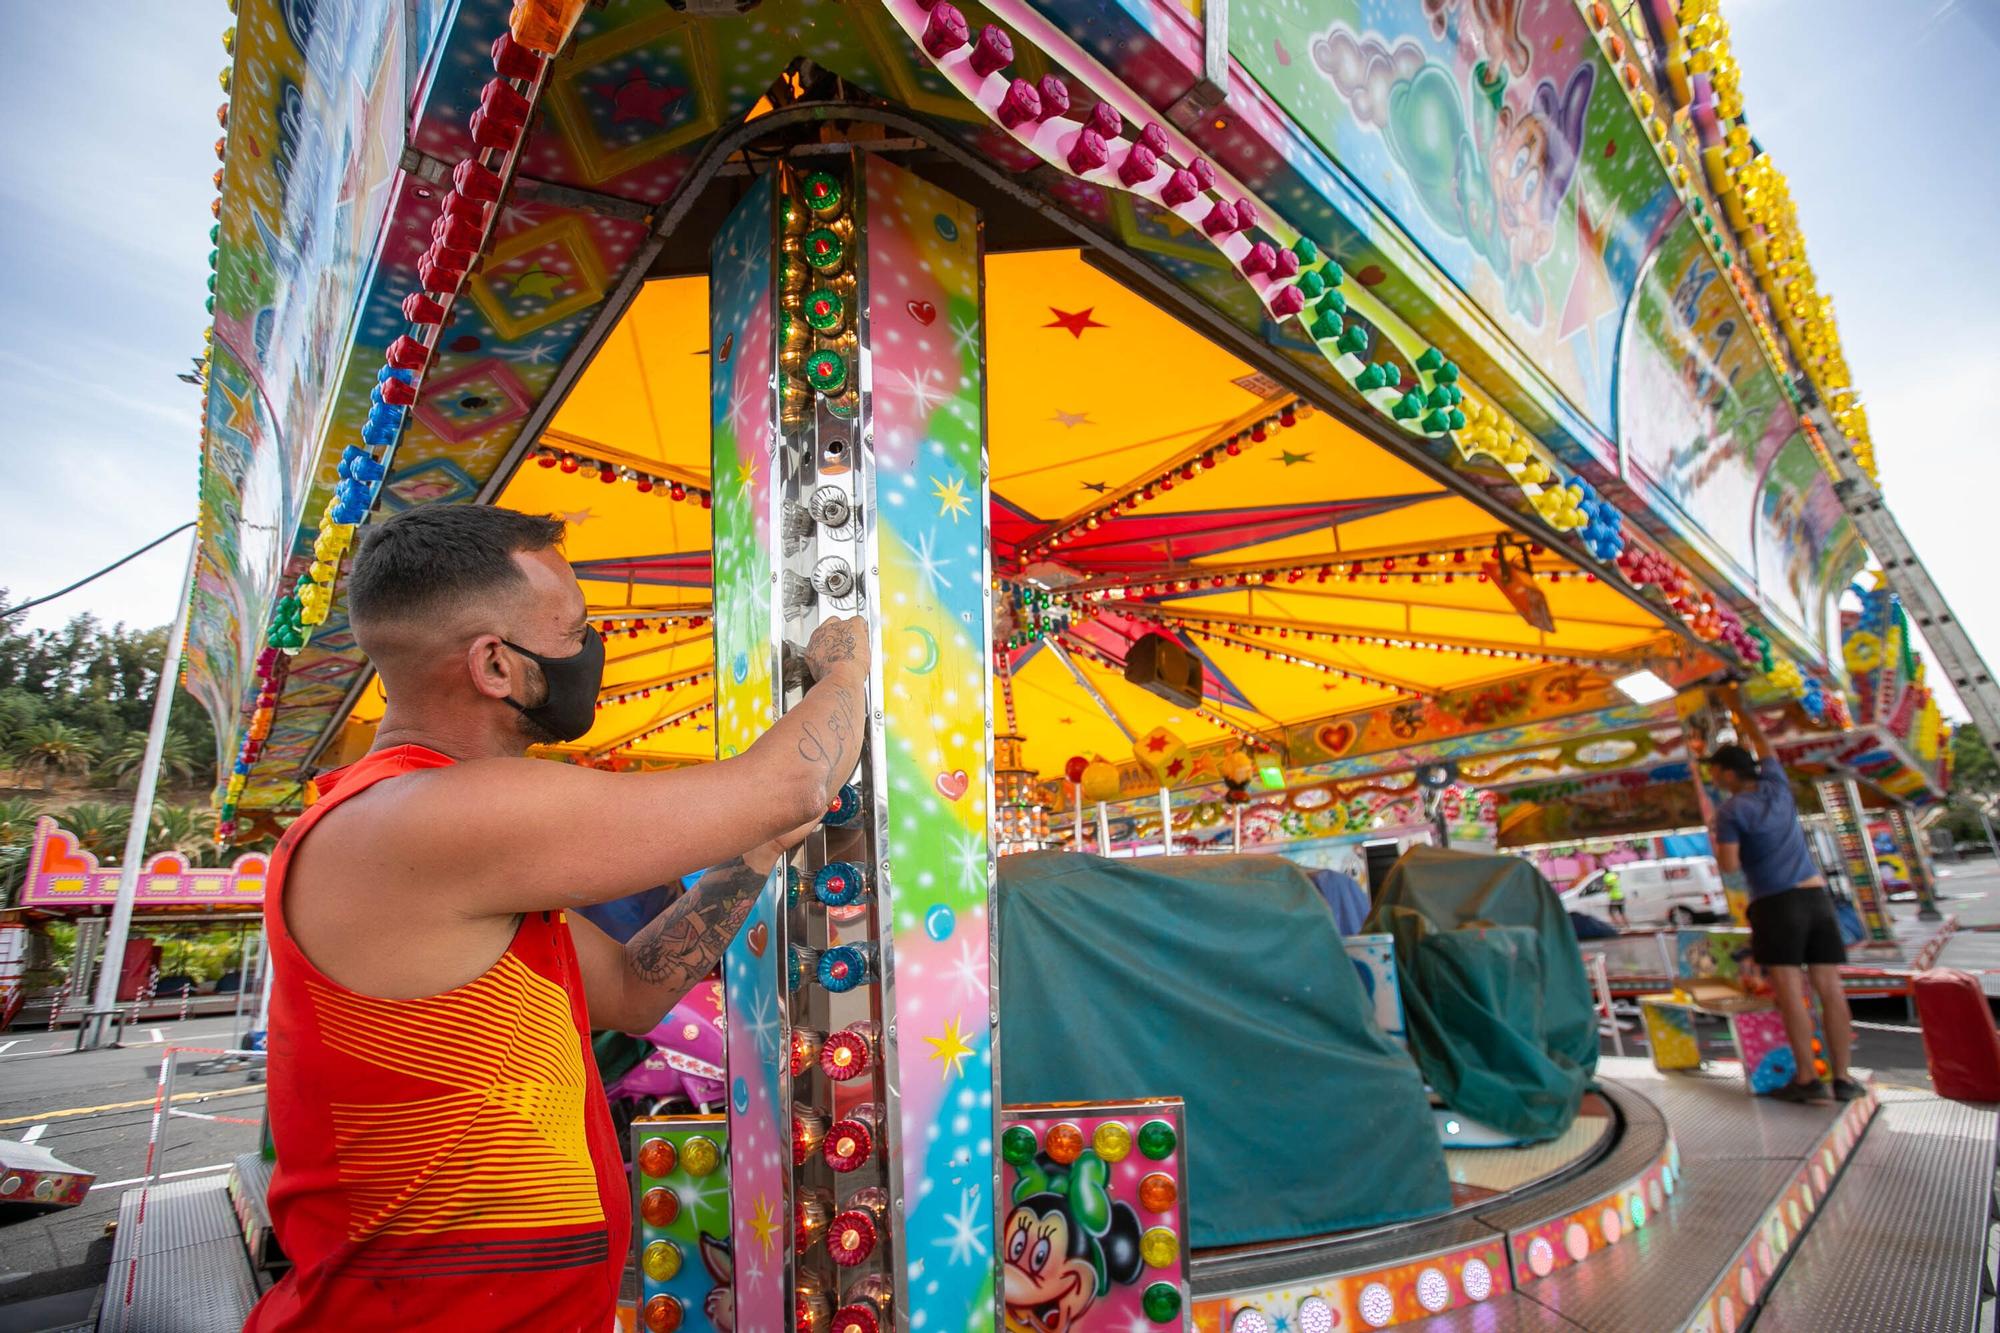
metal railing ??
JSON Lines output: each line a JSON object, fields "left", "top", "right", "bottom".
{"left": 110, "top": 1044, "right": 268, "bottom": 1322}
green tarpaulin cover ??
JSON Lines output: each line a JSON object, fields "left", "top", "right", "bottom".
{"left": 997, "top": 851, "right": 1452, "bottom": 1247}
{"left": 1367, "top": 846, "right": 1598, "bottom": 1143}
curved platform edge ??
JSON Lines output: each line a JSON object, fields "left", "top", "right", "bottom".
{"left": 1675, "top": 1090, "right": 1877, "bottom": 1333}
{"left": 1188, "top": 1078, "right": 1878, "bottom": 1332}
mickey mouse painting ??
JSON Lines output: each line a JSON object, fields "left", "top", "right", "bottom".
{"left": 1002, "top": 1149, "right": 1144, "bottom": 1333}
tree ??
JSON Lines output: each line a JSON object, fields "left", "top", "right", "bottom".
{"left": 0, "top": 601, "right": 218, "bottom": 795}
{"left": 100, "top": 730, "right": 199, "bottom": 787}
{"left": 55, "top": 801, "right": 131, "bottom": 861}
{"left": 1941, "top": 726, "right": 2000, "bottom": 850}
{"left": 149, "top": 803, "right": 219, "bottom": 865}
{"left": 10, "top": 721, "right": 99, "bottom": 790}
{"left": 0, "top": 795, "right": 39, "bottom": 902}
{"left": 0, "top": 688, "right": 42, "bottom": 752}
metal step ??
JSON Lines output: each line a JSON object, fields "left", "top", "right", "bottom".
{"left": 227, "top": 1151, "right": 287, "bottom": 1273}
{"left": 1754, "top": 1091, "right": 1999, "bottom": 1332}
{"left": 98, "top": 1178, "right": 259, "bottom": 1333}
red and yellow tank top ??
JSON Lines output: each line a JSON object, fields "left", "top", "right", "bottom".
{"left": 246, "top": 745, "right": 629, "bottom": 1332}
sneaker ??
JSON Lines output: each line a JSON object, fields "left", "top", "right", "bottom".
{"left": 1767, "top": 1078, "right": 1829, "bottom": 1104}
{"left": 1830, "top": 1077, "right": 1868, "bottom": 1102}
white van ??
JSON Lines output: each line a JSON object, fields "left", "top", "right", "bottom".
{"left": 1560, "top": 857, "right": 1728, "bottom": 927}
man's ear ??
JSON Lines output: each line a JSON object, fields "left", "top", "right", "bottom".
{"left": 467, "top": 634, "right": 517, "bottom": 701}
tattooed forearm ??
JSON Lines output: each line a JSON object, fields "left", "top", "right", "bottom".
{"left": 625, "top": 857, "right": 769, "bottom": 1003}
{"left": 794, "top": 678, "right": 863, "bottom": 788}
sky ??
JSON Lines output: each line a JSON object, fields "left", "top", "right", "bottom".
{"left": 0, "top": 2, "right": 1994, "bottom": 715}
{"left": 0, "top": 3, "right": 232, "bottom": 636}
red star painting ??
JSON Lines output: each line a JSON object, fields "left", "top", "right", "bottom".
{"left": 595, "top": 72, "right": 685, "bottom": 126}
{"left": 1043, "top": 306, "right": 1107, "bottom": 338}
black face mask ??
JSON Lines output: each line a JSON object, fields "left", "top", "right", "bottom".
{"left": 501, "top": 627, "right": 605, "bottom": 743}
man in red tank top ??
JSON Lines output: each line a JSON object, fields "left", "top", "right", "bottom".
{"left": 246, "top": 506, "right": 868, "bottom": 1331}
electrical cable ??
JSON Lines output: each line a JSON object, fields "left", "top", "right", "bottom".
{"left": 0, "top": 522, "right": 195, "bottom": 621}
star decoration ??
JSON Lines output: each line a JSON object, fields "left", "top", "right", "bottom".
{"left": 1050, "top": 409, "right": 1091, "bottom": 428}
{"left": 217, "top": 380, "right": 256, "bottom": 436}
{"left": 558, "top": 508, "right": 596, "bottom": 526}
{"left": 1079, "top": 480, "right": 1110, "bottom": 494}
{"left": 594, "top": 72, "right": 684, "bottom": 125}
{"left": 936, "top": 1185, "right": 990, "bottom": 1266}
{"left": 887, "top": 365, "right": 947, "bottom": 416}
{"left": 509, "top": 264, "right": 566, "bottom": 301}
{"left": 925, "top": 1014, "right": 976, "bottom": 1084}
{"left": 1277, "top": 450, "right": 1314, "bottom": 466}
{"left": 1058, "top": 715, "right": 1075, "bottom": 724}
{"left": 1559, "top": 193, "right": 1621, "bottom": 360}
{"left": 1145, "top": 734, "right": 1170, "bottom": 752}
{"left": 748, "top": 1193, "right": 781, "bottom": 1255}
{"left": 932, "top": 474, "right": 971, "bottom": 522}
{"left": 1044, "top": 306, "right": 1108, "bottom": 339}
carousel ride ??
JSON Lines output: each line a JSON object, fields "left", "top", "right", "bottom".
{"left": 138, "top": 1, "right": 1993, "bottom": 1330}
{"left": 318, "top": 247, "right": 1707, "bottom": 822}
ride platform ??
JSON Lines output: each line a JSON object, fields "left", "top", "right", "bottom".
{"left": 1194, "top": 1058, "right": 1996, "bottom": 1333}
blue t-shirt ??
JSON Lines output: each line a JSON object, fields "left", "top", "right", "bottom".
{"left": 1714, "top": 756, "right": 1821, "bottom": 898}
{"left": 1307, "top": 868, "right": 1371, "bottom": 935}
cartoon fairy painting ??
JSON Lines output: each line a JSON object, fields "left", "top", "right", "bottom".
{"left": 1309, "top": 21, "right": 1594, "bottom": 326}
{"left": 1002, "top": 1150, "right": 1145, "bottom": 1333}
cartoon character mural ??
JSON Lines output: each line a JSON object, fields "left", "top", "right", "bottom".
{"left": 1423, "top": 0, "right": 1531, "bottom": 80}
{"left": 1003, "top": 1150, "right": 1145, "bottom": 1333}
{"left": 1310, "top": 23, "right": 1593, "bottom": 324}
{"left": 698, "top": 1232, "right": 733, "bottom": 1332}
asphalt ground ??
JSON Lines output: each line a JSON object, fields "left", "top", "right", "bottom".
{"left": 0, "top": 1020, "right": 265, "bottom": 1320}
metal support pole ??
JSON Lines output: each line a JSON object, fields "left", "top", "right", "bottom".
{"left": 81, "top": 538, "right": 196, "bottom": 1050}
{"left": 1979, "top": 804, "right": 2000, "bottom": 864}
{"left": 231, "top": 927, "right": 262, "bottom": 1047}
{"left": 252, "top": 940, "right": 276, "bottom": 1043}
{"left": 1890, "top": 805, "right": 1943, "bottom": 921}
{"left": 1592, "top": 953, "right": 1624, "bottom": 1058}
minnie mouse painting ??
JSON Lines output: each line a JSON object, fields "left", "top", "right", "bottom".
{"left": 1002, "top": 1149, "right": 1144, "bottom": 1333}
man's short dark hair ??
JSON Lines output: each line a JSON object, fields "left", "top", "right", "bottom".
{"left": 347, "top": 505, "right": 566, "bottom": 625}
{"left": 1704, "top": 743, "right": 1760, "bottom": 781}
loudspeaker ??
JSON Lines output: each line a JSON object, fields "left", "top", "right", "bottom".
{"left": 1125, "top": 633, "right": 1203, "bottom": 709}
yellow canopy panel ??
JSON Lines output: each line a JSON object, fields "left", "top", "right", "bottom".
{"left": 328, "top": 248, "right": 1683, "bottom": 779}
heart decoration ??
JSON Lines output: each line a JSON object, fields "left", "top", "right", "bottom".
{"left": 38, "top": 830, "right": 94, "bottom": 877}
{"left": 907, "top": 300, "right": 936, "bottom": 326}
{"left": 1316, "top": 721, "right": 1358, "bottom": 757}
{"left": 718, "top": 332, "right": 734, "bottom": 362}
{"left": 747, "top": 922, "right": 768, "bottom": 957}
{"left": 935, "top": 769, "right": 970, "bottom": 802}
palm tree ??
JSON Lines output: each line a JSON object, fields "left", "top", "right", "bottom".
{"left": 56, "top": 801, "right": 132, "bottom": 861}
{"left": 10, "top": 722, "right": 98, "bottom": 791}
{"left": 149, "top": 803, "right": 219, "bottom": 865}
{"left": 0, "top": 796, "right": 40, "bottom": 901}
{"left": 100, "top": 731, "right": 198, "bottom": 788}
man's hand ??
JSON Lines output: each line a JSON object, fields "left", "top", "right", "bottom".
{"left": 805, "top": 616, "right": 869, "bottom": 682}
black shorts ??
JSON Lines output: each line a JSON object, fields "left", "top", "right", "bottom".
{"left": 1746, "top": 887, "right": 1848, "bottom": 967}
